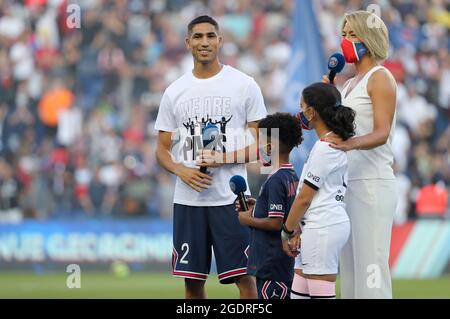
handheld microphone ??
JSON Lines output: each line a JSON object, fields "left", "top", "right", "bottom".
{"left": 200, "top": 124, "right": 220, "bottom": 173}
{"left": 327, "top": 53, "right": 345, "bottom": 85}
{"left": 229, "top": 175, "right": 248, "bottom": 211}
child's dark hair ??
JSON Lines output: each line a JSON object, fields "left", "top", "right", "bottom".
{"left": 302, "top": 82, "right": 355, "bottom": 140}
{"left": 258, "top": 112, "right": 303, "bottom": 153}
{"left": 188, "top": 15, "right": 219, "bottom": 34}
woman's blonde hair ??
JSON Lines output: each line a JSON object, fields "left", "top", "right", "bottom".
{"left": 341, "top": 11, "right": 389, "bottom": 61}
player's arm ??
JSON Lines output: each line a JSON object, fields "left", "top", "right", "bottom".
{"left": 156, "top": 130, "right": 212, "bottom": 192}
{"left": 234, "top": 198, "right": 279, "bottom": 230}
{"left": 284, "top": 144, "right": 338, "bottom": 230}
{"left": 326, "top": 70, "right": 396, "bottom": 151}
{"left": 238, "top": 210, "right": 283, "bottom": 232}
{"left": 237, "top": 177, "right": 287, "bottom": 231}
{"left": 198, "top": 80, "right": 266, "bottom": 167}
{"left": 281, "top": 184, "right": 316, "bottom": 258}
{"left": 225, "top": 120, "right": 260, "bottom": 164}
{"left": 197, "top": 120, "right": 260, "bottom": 167}
{"left": 284, "top": 184, "right": 316, "bottom": 233}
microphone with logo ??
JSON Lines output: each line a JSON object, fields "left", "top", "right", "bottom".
{"left": 327, "top": 53, "right": 345, "bottom": 85}
{"left": 229, "top": 175, "right": 249, "bottom": 211}
{"left": 200, "top": 124, "right": 220, "bottom": 173}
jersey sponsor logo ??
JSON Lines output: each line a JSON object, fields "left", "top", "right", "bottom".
{"left": 270, "top": 204, "right": 283, "bottom": 211}
{"left": 335, "top": 195, "right": 344, "bottom": 202}
{"left": 307, "top": 172, "right": 320, "bottom": 183}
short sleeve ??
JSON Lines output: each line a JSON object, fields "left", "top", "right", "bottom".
{"left": 245, "top": 79, "right": 267, "bottom": 122}
{"left": 303, "top": 142, "right": 339, "bottom": 190}
{"left": 266, "top": 177, "right": 287, "bottom": 218}
{"left": 154, "top": 91, "right": 177, "bottom": 132}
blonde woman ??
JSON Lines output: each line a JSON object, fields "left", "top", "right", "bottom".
{"left": 322, "top": 11, "right": 397, "bottom": 299}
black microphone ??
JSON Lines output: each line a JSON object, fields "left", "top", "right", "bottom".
{"left": 229, "top": 175, "right": 248, "bottom": 211}
{"left": 200, "top": 124, "right": 219, "bottom": 173}
{"left": 327, "top": 53, "right": 345, "bottom": 85}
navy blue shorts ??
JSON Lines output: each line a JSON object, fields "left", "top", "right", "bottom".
{"left": 256, "top": 278, "right": 291, "bottom": 299}
{"left": 172, "top": 203, "right": 250, "bottom": 284}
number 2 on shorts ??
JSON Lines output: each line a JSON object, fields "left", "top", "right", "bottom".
{"left": 180, "top": 243, "right": 189, "bottom": 264}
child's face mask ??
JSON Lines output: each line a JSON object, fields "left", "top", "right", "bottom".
{"left": 258, "top": 144, "right": 272, "bottom": 167}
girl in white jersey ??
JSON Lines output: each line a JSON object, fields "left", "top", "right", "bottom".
{"left": 322, "top": 11, "right": 397, "bottom": 299}
{"left": 281, "top": 82, "right": 356, "bottom": 299}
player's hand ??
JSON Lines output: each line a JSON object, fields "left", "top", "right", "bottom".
{"left": 174, "top": 164, "right": 212, "bottom": 192}
{"left": 282, "top": 229, "right": 300, "bottom": 258}
{"left": 237, "top": 209, "right": 253, "bottom": 226}
{"left": 196, "top": 149, "right": 225, "bottom": 168}
{"left": 289, "top": 230, "right": 301, "bottom": 252}
{"left": 322, "top": 75, "right": 331, "bottom": 84}
{"left": 235, "top": 197, "right": 256, "bottom": 213}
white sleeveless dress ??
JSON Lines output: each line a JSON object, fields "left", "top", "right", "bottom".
{"left": 339, "top": 66, "right": 398, "bottom": 299}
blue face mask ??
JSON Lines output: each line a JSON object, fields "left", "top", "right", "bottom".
{"left": 258, "top": 145, "right": 271, "bottom": 167}
{"left": 297, "top": 111, "right": 313, "bottom": 130}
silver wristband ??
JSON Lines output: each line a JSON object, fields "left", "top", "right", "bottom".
{"left": 281, "top": 228, "right": 294, "bottom": 241}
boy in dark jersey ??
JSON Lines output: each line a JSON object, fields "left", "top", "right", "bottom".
{"left": 235, "top": 112, "right": 303, "bottom": 299}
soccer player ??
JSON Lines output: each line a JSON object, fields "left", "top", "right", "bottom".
{"left": 281, "top": 82, "right": 355, "bottom": 299}
{"left": 322, "top": 11, "right": 398, "bottom": 299}
{"left": 235, "top": 113, "right": 302, "bottom": 299}
{"left": 154, "top": 15, "right": 267, "bottom": 299}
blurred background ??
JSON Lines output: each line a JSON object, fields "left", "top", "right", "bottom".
{"left": 0, "top": 0, "right": 449, "bottom": 298}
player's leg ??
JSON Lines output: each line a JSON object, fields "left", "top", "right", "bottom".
{"left": 300, "top": 227, "right": 336, "bottom": 299}
{"left": 291, "top": 269, "right": 310, "bottom": 299}
{"left": 301, "top": 222, "right": 350, "bottom": 299}
{"left": 235, "top": 274, "right": 257, "bottom": 299}
{"left": 207, "top": 204, "right": 257, "bottom": 299}
{"left": 173, "top": 204, "right": 212, "bottom": 299}
{"left": 304, "top": 275, "right": 336, "bottom": 299}
{"left": 255, "top": 278, "right": 266, "bottom": 299}
{"left": 349, "top": 179, "right": 396, "bottom": 299}
{"left": 185, "top": 278, "right": 207, "bottom": 299}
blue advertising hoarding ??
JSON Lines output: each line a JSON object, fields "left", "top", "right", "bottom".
{"left": 0, "top": 219, "right": 172, "bottom": 271}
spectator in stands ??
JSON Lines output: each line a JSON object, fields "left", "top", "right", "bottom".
{"left": 0, "top": 0, "right": 447, "bottom": 221}
{"left": 416, "top": 174, "right": 448, "bottom": 218}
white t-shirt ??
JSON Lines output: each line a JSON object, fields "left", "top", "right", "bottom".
{"left": 154, "top": 65, "right": 267, "bottom": 206}
{"left": 298, "top": 140, "right": 350, "bottom": 228}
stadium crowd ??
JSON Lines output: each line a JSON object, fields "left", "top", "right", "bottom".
{"left": 0, "top": 0, "right": 448, "bottom": 223}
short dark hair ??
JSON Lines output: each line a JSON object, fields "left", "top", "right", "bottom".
{"left": 187, "top": 15, "right": 219, "bottom": 34}
{"left": 302, "top": 82, "right": 356, "bottom": 141}
{"left": 258, "top": 112, "right": 303, "bottom": 154}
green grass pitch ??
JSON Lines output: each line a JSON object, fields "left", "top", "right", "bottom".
{"left": 1, "top": 272, "right": 450, "bottom": 299}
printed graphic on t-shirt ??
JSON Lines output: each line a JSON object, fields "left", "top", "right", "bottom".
{"left": 181, "top": 114, "right": 233, "bottom": 159}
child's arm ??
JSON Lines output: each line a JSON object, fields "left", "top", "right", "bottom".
{"left": 284, "top": 142, "right": 339, "bottom": 232}
{"left": 238, "top": 210, "right": 282, "bottom": 232}
{"left": 281, "top": 184, "right": 316, "bottom": 258}
{"left": 237, "top": 176, "right": 287, "bottom": 232}
{"left": 284, "top": 184, "right": 316, "bottom": 232}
